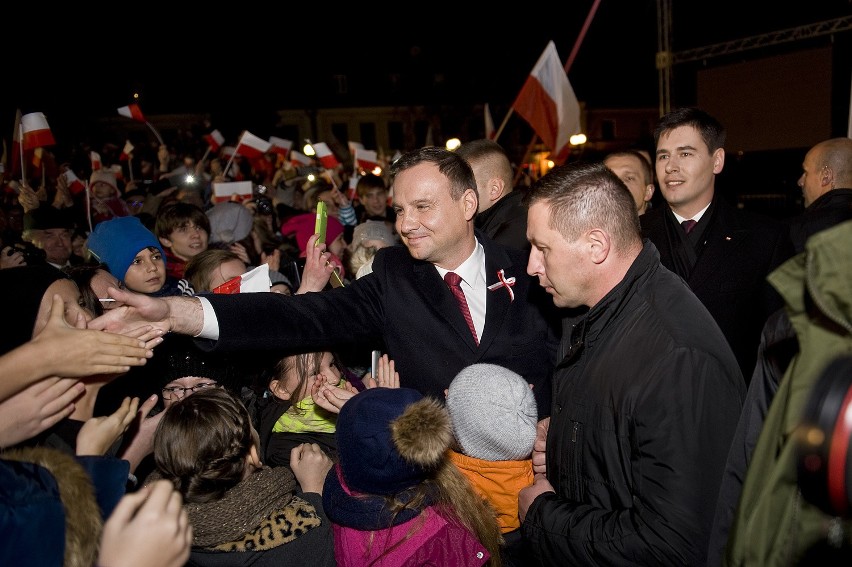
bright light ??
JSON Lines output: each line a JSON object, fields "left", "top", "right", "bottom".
{"left": 371, "top": 166, "right": 383, "bottom": 176}
{"left": 185, "top": 174, "right": 195, "bottom": 185}
{"left": 307, "top": 173, "right": 316, "bottom": 182}
{"left": 546, "top": 160, "right": 555, "bottom": 169}
{"left": 303, "top": 141, "right": 315, "bottom": 156}
{"left": 445, "top": 138, "right": 461, "bottom": 151}
{"left": 569, "top": 133, "right": 587, "bottom": 146}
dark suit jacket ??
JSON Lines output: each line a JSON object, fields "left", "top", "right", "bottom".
{"left": 204, "top": 231, "right": 559, "bottom": 416}
{"left": 640, "top": 197, "right": 793, "bottom": 381}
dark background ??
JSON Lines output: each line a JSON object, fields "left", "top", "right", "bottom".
{"left": 7, "top": 3, "right": 850, "bottom": 124}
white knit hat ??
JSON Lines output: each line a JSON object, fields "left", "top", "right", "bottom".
{"left": 446, "top": 363, "right": 537, "bottom": 461}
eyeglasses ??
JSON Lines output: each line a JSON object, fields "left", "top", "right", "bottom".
{"left": 161, "top": 382, "right": 219, "bottom": 400}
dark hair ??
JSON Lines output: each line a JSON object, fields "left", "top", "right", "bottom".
{"left": 355, "top": 173, "right": 387, "bottom": 198}
{"left": 654, "top": 107, "right": 726, "bottom": 153}
{"left": 389, "top": 146, "right": 476, "bottom": 202}
{"left": 455, "top": 139, "right": 515, "bottom": 190}
{"left": 154, "top": 202, "right": 210, "bottom": 239}
{"left": 271, "top": 351, "right": 343, "bottom": 415}
{"left": 154, "top": 387, "right": 258, "bottom": 504}
{"left": 65, "top": 262, "right": 111, "bottom": 316}
{"left": 604, "top": 149, "right": 654, "bottom": 185}
{"left": 524, "top": 161, "right": 641, "bottom": 250}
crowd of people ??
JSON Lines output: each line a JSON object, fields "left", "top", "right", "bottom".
{"left": 1, "top": 104, "right": 851, "bottom": 566}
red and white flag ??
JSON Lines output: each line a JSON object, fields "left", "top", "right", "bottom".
{"left": 220, "top": 146, "right": 237, "bottom": 159}
{"left": 235, "top": 131, "right": 271, "bottom": 159}
{"left": 21, "top": 112, "right": 56, "bottom": 150}
{"left": 348, "top": 141, "right": 364, "bottom": 155}
{"left": 347, "top": 174, "right": 360, "bottom": 201}
{"left": 213, "top": 264, "right": 270, "bottom": 294}
{"left": 268, "top": 136, "right": 292, "bottom": 158}
{"left": 204, "top": 129, "right": 225, "bottom": 151}
{"left": 211, "top": 180, "right": 253, "bottom": 204}
{"left": 312, "top": 142, "right": 339, "bottom": 169}
{"left": 119, "top": 140, "right": 134, "bottom": 161}
{"left": 355, "top": 148, "right": 379, "bottom": 173}
{"left": 117, "top": 104, "right": 146, "bottom": 123}
{"left": 485, "top": 103, "right": 496, "bottom": 140}
{"left": 64, "top": 169, "right": 86, "bottom": 195}
{"left": 290, "top": 151, "right": 312, "bottom": 167}
{"left": 511, "top": 41, "right": 580, "bottom": 159}
{"left": 90, "top": 151, "right": 102, "bottom": 171}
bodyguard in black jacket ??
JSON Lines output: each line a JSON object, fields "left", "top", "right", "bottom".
{"left": 519, "top": 162, "right": 745, "bottom": 566}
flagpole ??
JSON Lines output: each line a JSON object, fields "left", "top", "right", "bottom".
{"left": 145, "top": 121, "right": 164, "bottom": 146}
{"left": 512, "top": 0, "right": 601, "bottom": 183}
{"left": 199, "top": 145, "right": 213, "bottom": 165}
{"left": 18, "top": 124, "right": 25, "bottom": 184}
{"left": 85, "top": 182, "right": 93, "bottom": 233}
{"left": 128, "top": 156, "right": 135, "bottom": 182}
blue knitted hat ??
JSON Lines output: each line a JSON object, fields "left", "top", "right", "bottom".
{"left": 87, "top": 216, "right": 165, "bottom": 281}
{"left": 332, "top": 387, "right": 450, "bottom": 496}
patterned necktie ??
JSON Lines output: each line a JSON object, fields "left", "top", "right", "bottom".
{"left": 444, "top": 272, "right": 478, "bottom": 344}
{"left": 681, "top": 219, "right": 698, "bottom": 234}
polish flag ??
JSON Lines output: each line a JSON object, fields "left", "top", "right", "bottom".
{"left": 348, "top": 141, "right": 364, "bottom": 156}
{"left": 90, "top": 151, "right": 102, "bottom": 171}
{"left": 119, "top": 140, "right": 134, "bottom": 161}
{"left": 312, "top": 142, "right": 339, "bottom": 169}
{"left": 211, "top": 180, "right": 253, "bottom": 204}
{"left": 268, "top": 136, "right": 292, "bottom": 158}
{"left": 204, "top": 129, "right": 225, "bottom": 151}
{"left": 117, "top": 104, "right": 146, "bottom": 123}
{"left": 235, "top": 131, "right": 271, "bottom": 159}
{"left": 290, "top": 151, "right": 312, "bottom": 167}
{"left": 220, "top": 146, "right": 237, "bottom": 159}
{"left": 64, "top": 169, "right": 86, "bottom": 195}
{"left": 347, "top": 174, "right": 360, "bottom": 201}
{"left": 21, "top": 112, "right": 56, "bottom": 150}
{"left": 511, "top": 41, "right": 580, "bottom": 159}
{"left": 213, "top": 264, "right": 271, "bottom": 294}
{"left": 355, "top": 148, "right": 379, "bottom": 173}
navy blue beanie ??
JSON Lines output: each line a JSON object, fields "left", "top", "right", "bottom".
{"left": 87, "top": 216, "right": 165, "bottom": 281}
{"left": 332, "top": 387, "right": 427, "bottom": 495}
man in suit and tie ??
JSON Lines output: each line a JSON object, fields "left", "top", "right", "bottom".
{"left": 91, "top": 147, "right": 559, "bottom": 415}
{"left": 640, "top": 107, "right": 793, "bottom": 381}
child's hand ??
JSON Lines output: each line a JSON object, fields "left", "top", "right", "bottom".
{"left": 363, "top": 354, "right": 400, "bottom": 389}
{"left": 290, "top": 443, "right": 333, "bottom": 494}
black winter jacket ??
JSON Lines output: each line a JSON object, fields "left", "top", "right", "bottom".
{"left": 522, "top": 240, "right": 746, "bottom": 566}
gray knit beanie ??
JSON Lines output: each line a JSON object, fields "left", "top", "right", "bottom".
{"left": 446, "top": 363, "right": 537, "bottom": 461}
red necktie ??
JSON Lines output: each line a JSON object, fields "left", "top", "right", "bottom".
{"left": 444, "top": 272, "right": 478, "bottom": 344}
{"left": 682, "top": 219, "right": 697, "bottom": 234}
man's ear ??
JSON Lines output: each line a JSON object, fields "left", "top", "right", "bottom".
{"left": 712, "top": 148, "right": 725, "bottom": 174}
{"left": 586, "top": 228, "right": 611, "bottom": 265}
{"left": 158, "top": 236, "right": 173, "bottom": 249}
{"left": 489, "top": 177, "right": 506, "bottom": 203}
{"left": 463, "top": 188, "right": 478, "bottom": 220}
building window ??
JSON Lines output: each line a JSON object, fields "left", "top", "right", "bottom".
{"left": 332, "top": 123, "right": 348, "bottom": 145}
{"left": 601, "top": 120, "right": 616, "bottom": 141}
{"left": 388, "top": 122, "right": 404, "bottom": 152}
{"left": 360, "top": 123, "right": 377, "bottom": 150}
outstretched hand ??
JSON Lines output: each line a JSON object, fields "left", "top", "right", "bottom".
{"left": 362, "top": 354, "right": 400, "bottom": 389}
{"left": 99, "top": 480, "right": 191, "bottom": 567}
{"left": 90, "top": 288, "right": 205, "bottom": 341}
{"left": 34, "top": 294, "right": 154, "bottom": 376}
{"left": 76, "top": 396, "right": 140, "bottom": 456}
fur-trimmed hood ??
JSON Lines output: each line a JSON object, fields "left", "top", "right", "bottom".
{"left": 2, "top": 446, "right": 103, "bottom": 567}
